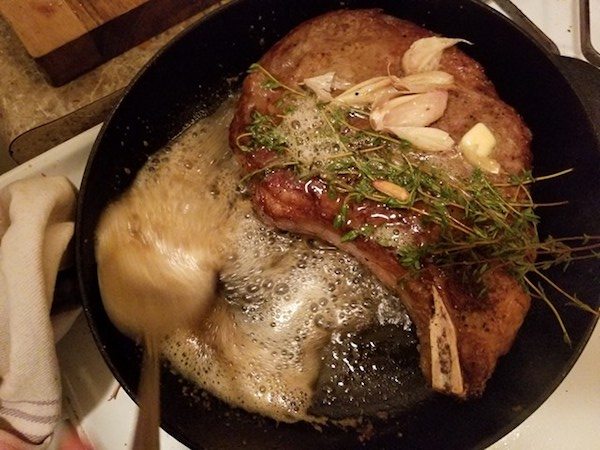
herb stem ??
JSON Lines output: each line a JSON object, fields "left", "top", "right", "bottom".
{"left": 532, "top": 268, "right": 599, "bottom": 315}
{"left": 525, "top": 277, "right": 572, "bottom": 346}
{"left": 249, "top": 63, "right": 305, "bottom": 96}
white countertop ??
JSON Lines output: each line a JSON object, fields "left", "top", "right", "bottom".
{"left": 2, "top": 1, "right": 597, "bottom": 448}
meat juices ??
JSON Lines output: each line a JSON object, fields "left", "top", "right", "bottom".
{"left": 230, "top": 10, "right": 533, "bottom": 397}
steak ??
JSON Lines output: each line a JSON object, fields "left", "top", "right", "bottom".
{"left": 230, "top": 9, "right": 532, "bottom": 397}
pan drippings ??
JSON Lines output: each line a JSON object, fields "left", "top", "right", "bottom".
{"left": 122, "top": 98, "right": 414, "bottom": 423}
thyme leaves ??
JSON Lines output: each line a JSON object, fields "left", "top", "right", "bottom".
{"left": 239, "top": 111, "right": 288, "bottom": 154}
{"left": 237, "top": 65, "right": 600, "bottom": 328}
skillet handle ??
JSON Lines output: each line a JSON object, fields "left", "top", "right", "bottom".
{"left": 555, "top": 56, "right": 600, "bottom": 144}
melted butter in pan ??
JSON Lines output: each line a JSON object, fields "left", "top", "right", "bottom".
{"left": 124, "top": 98, "right": 413, "bottom": 423}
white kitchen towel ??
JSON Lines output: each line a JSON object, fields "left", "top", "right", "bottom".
{"left": 0, "top": 176, "right": 78, "bottom": 449}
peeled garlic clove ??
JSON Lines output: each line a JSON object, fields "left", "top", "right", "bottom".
{"left": 402, "top": 37, "right": 471, "bottom": 75}
{"left": 331, "top": 77, "right": 353, "bottom": 91}
{"left": 370, "top": 90, "right": 448, "bottom": 130}
{"left": 303, "top": 72, "right": 335, "bottom": 102}
{"left": 386, "top": 126, "right": 455, "bottom": 152}
{"left": 372, "top": 180, "right": 410, "bottom": 202}
{"left": 459, "top": 123, "right": 501, "bottom": 174}
{"left": 371, "top": 88, "right": 400, "bottom": 112}
{"left": 390, "top": 71, "right": 455, "bottom": 93}
{"left": 369, "top": 91, "right": 408, "bottom": 128}
{"left": 334, "top": 76, "right": 398, "bottom": 107}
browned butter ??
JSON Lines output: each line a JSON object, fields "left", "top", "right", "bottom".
{"left": 105, "top": 97, "right": 412, "bottom": 423}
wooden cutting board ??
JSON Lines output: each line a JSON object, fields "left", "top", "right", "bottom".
{"left": 0, "top": 0, "right": 220, "bottom": 86}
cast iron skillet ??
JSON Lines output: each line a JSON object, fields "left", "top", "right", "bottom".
{"left": 76, "top": 0, "right": 600, "bottom": 448}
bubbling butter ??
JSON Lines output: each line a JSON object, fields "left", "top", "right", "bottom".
{"left": 104, "top": 96, "right": 411, "bottom": 424}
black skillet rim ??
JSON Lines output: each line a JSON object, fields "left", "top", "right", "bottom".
{"left": 75, "top": 0, "right": 600, "bottom": 448}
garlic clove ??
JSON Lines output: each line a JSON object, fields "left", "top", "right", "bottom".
{"left": 386, "top": 126, "right": 455, "bottom": 152}
{"left": 402, "top": 37, "right": 471, "bottom": 75}
{"left": 303, "top": 72, "right": 335, "bottom": 102}
{"left": 372, "top": 180, "right": 410, "bottom": 202}
{"left": 369, "top": 94, "right": 412, "bottom": 130}
{"left": 458, "top": 123, "right": 501, "bottom": 174}
{"left": 371, "top": 88, "right": 401, "bottom": 112}
{"left": 370, "top": 90, "right": 449, "bottom": 130}
{"left": 390, "top": 71, "right": 455, "bottom": 93}
{"left": 334, "top": 76, "right": 398, "bottom": 107}
{"left": 331, "top": 77, "right": 353, "bottom": 91}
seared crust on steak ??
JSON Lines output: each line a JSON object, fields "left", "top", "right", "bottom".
{"left": 230, "top": 9, "right": 532, "bottom": 397}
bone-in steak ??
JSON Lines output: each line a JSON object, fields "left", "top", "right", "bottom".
{"left": 230, "top": 9, "right": 533, "bottom": 397}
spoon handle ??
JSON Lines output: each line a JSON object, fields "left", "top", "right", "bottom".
{"left": 132, "top": 337, "right": 161, "bottom": 450}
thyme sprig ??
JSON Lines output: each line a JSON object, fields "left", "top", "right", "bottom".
{"left": 248, "top": 63, "right": 305, "bottom": 96}
{"left": 237, "top": 111, "right": 288, "bottom": 154}
{"left": 237, "top": 65, "right": 600, "bottom": 341}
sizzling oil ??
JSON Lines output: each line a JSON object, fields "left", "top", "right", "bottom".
{"left": 123, "top": 97, "right": 412, "bottom": 423}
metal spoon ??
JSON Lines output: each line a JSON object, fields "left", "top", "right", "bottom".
{"left": 95, "top": 183, "right": 228, "bottom": 449}
{"left": 132, "top": 336, "right": 161, "bottom": 450}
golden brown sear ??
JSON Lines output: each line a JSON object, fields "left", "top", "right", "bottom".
{"left": 230, "top": 9, "right": 533, "bottom": 397}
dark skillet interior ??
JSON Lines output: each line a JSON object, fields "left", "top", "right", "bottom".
{"left": 76, "top": 0, "right": 600, "bottom": 448}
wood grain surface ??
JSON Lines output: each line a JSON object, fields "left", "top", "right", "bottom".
{"left": 0, "top": 0, "right": 220, "bottom": 86}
